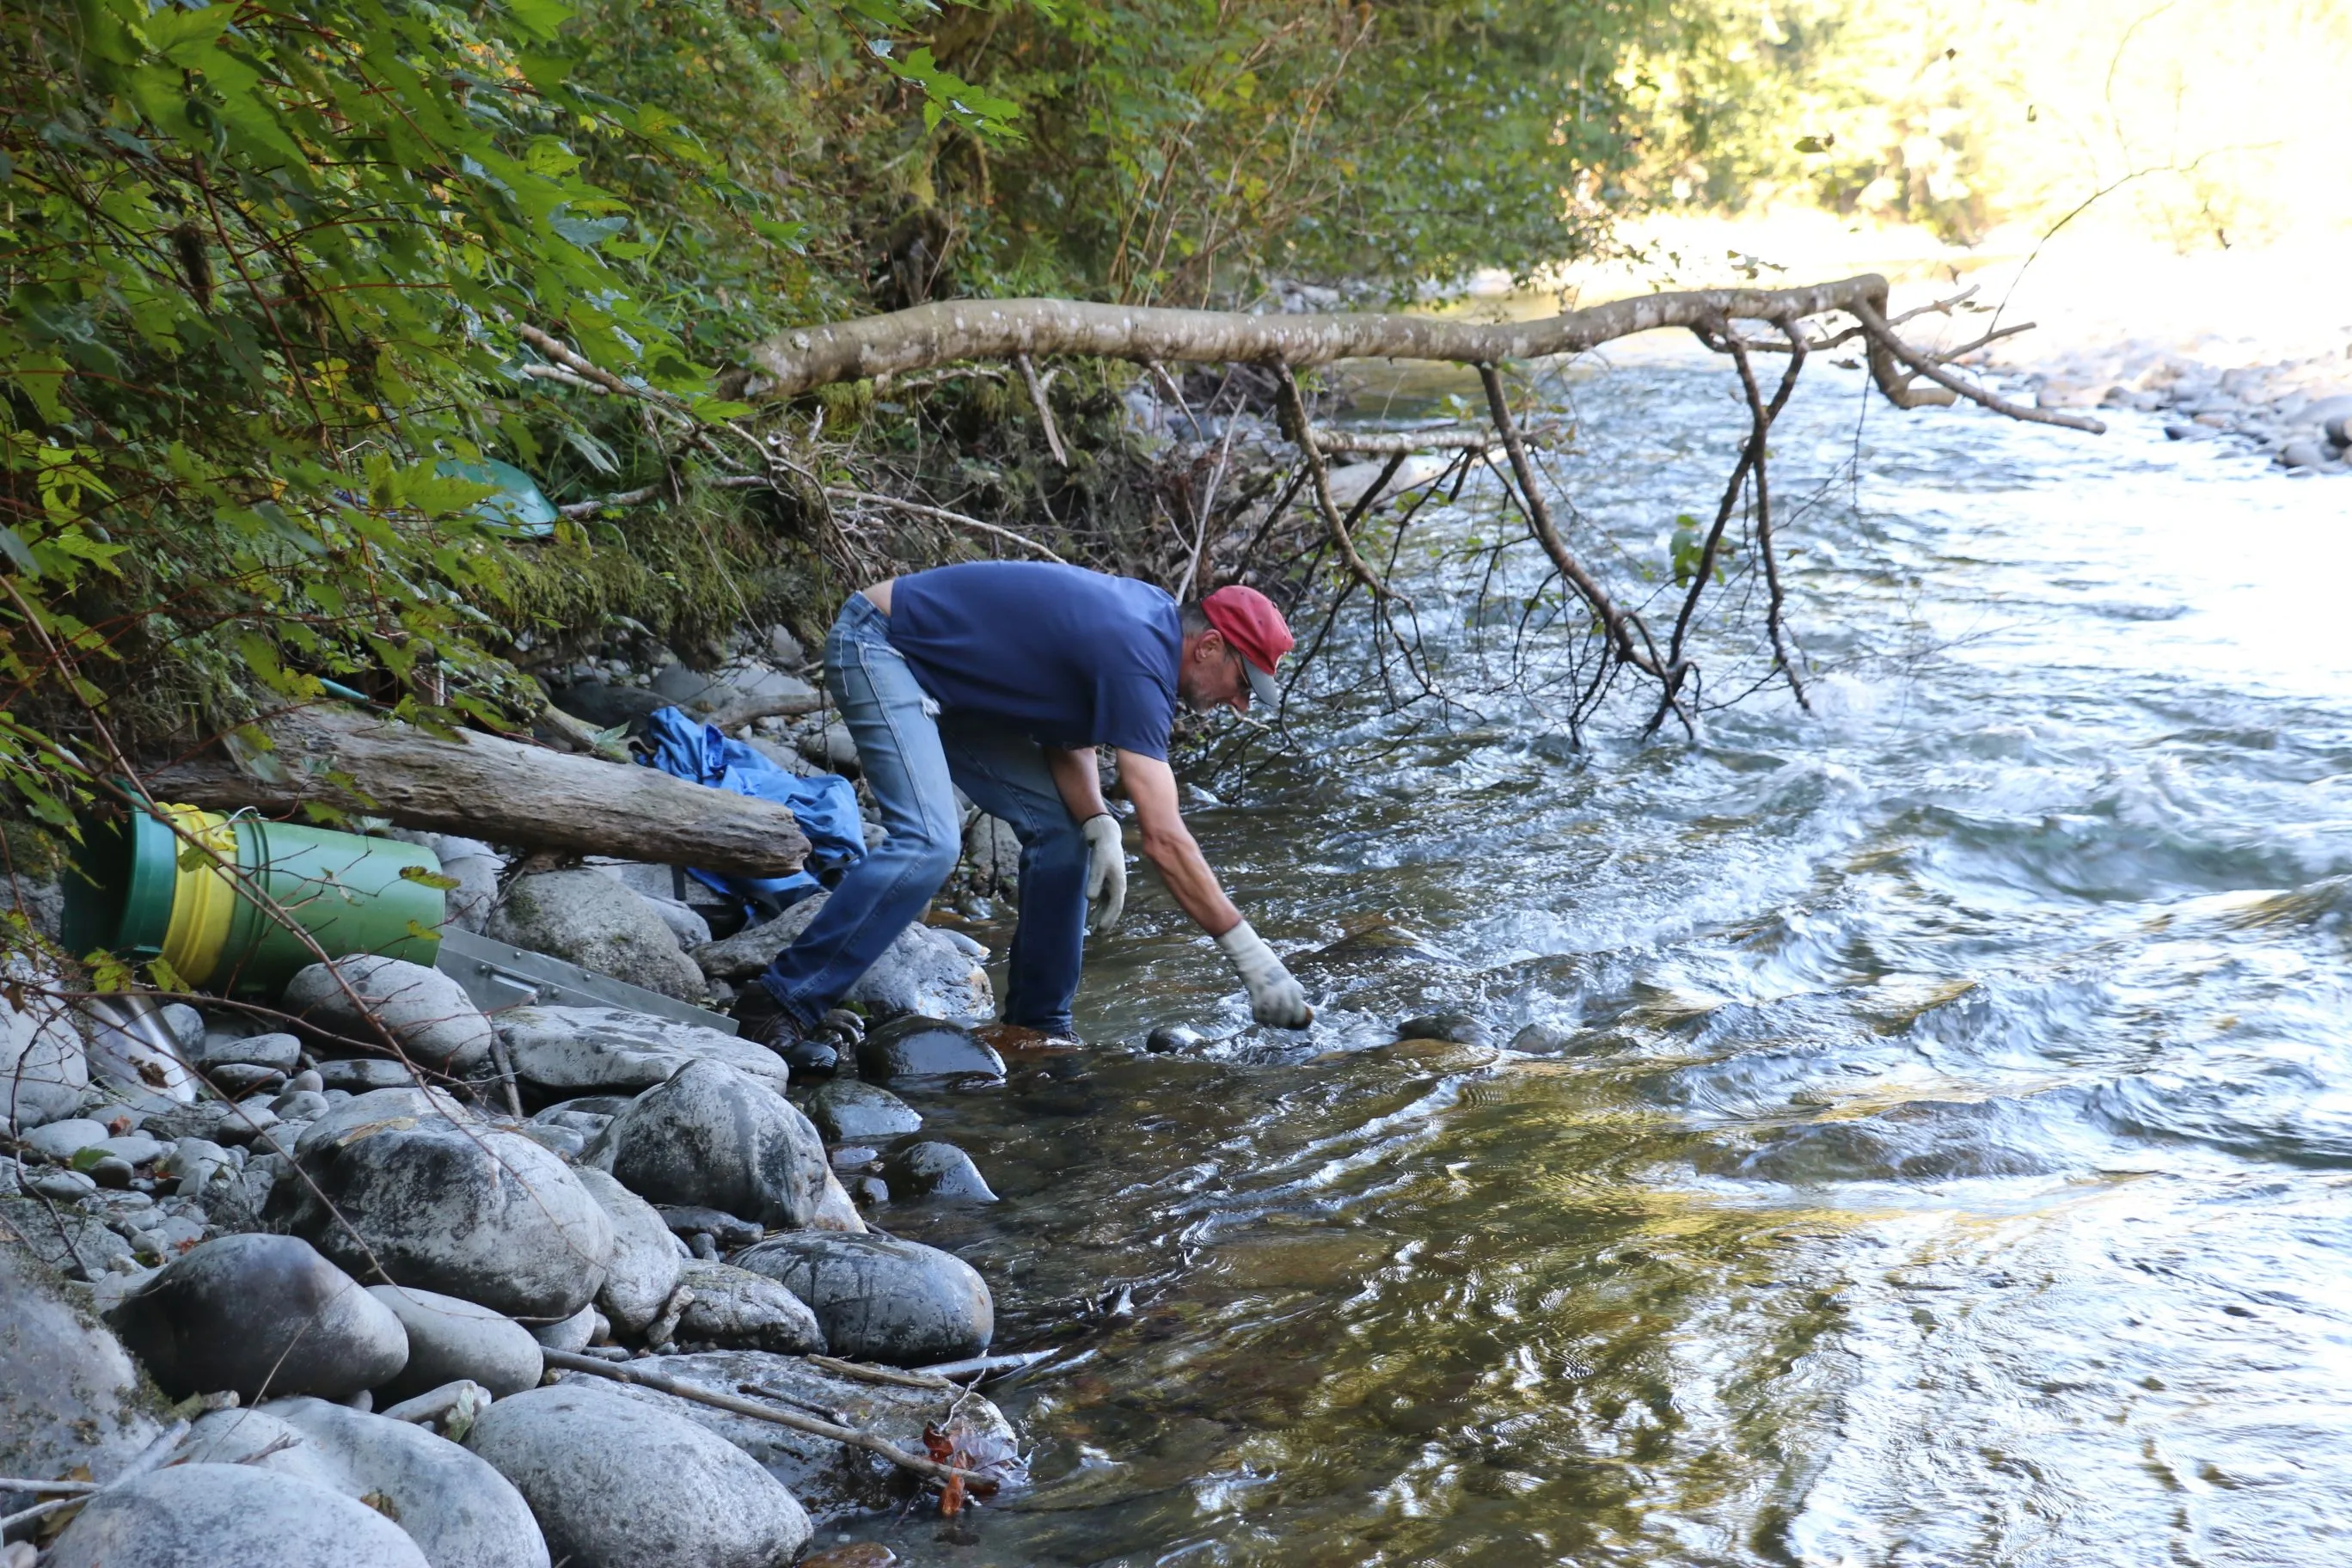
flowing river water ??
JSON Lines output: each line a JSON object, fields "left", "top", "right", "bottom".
{"left": 844, "top": 337, "right": 2352, "bottom": 1566}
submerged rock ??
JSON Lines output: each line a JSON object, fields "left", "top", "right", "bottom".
{"left": 493, "top": 1006, "right": 788, "bottom": 1095}
{"left": 370, "top": 1285, "right": 544, "bottom": 1400}
{"left": 731, "top": 1231, "right": 991, "bottom": 1364}
{"left": 105, "top": 1233, "right": 408, "bottom": 1401}
{"left": 465, "top": 1381, "right": 811, "bottom": 1568}
{"left": 588, "top": 1059, "right": 829, "bottom": 1229}
{"left": 1395, "top": 1014, "right": 1491, "bottom": 1046}
{"left": 608, "top": 1350, "right": 1019, "bottom": 1523}
{"left": 694, "top": 893, "right": 993, "bottom": 1022}
{"left": 177, "top": 1397, "right": 550, "bottom": 1568}
{"left": 856, "top": 1016, "right": 1006, "bottom": 1087}
{"left": 273, "top": 1100, "right": 614, "bottom": 1320}
{"left": 284, "top": 957, "right": 495, "bottom": 1074}
{"left": 673, "top": 1259, "right": 825, "bottom": 1353}
{"left": 47, "top": 1461, "right": 432, "bottom": 1568}
{"left": 487, "top": 870, "right": 706, "bottom": 1002}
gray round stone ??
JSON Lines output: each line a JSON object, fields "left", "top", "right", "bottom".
{"left": 369, "top": 1285, "right": 544, "bottom": 1400}
{"left": 881, "top": 1140, "right": 997, "bottom": 1203}
{"left": 46, "top": 1461, "right": 432, "bottom": 1568}
{"left": 574, "top": 1167, "right": 680, "bottom": 1337}
{"left": 855, "top": 1017, "right": 1006, "bottom": 1086}
{"left": 590, "top": 1059, "right": 827, "bottom": 1229}
{"left": 803, "top": 1079, "right": 922, "bottom": 1142}
{"left": 731, "top": 1231, "right": 991, "bottom": 1365}
{"left": 106, "top": 1233, "right": 407, "bottom": 1400}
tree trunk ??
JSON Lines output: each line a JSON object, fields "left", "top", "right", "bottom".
{"left": 142, "top": 705, "right": 809, "bottom": 876}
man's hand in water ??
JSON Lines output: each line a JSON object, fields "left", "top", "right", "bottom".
{"left": 1216, "top": 919, "right": 1314, "bottom": 1029}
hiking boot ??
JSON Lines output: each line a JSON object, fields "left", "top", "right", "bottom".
{"left": 732, "top": 986, "right": 840, "bottom": 1080}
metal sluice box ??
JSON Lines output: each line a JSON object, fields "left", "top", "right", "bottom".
{"left": 433, "top": 927, "right": 739, "bottom": 1034}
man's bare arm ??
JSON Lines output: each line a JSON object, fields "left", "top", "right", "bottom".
{"left": 1117, "top": 750, "right": 1241, "bottom": 935}
{"left": 1044, "top": 745, "right": 1109, "bottom": 824}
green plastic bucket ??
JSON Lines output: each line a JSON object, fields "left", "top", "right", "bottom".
{"left": 62, "top": 805, "right": 446, "bottom": 996}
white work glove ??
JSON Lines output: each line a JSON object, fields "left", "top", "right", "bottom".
{"left": 1081, "top": 812, "right": 1126, "bottom": 934}
{"left": 1216, "top": 919, "right": 1314, "bottom": 1029}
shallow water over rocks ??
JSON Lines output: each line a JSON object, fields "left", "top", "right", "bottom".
{"left": 840, "top": 343, "right": 2352, "bottom": 1565}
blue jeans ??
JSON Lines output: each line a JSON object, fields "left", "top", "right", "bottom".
{"left": 758, "top": 594, "right": 1090, "bottom": 1036}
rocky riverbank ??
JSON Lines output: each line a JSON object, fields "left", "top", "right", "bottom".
{"left": 1, "top": 640, "right": 1037, "bottom": 1565}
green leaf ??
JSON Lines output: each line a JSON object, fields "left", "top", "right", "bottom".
{"left": 0, "top": 528, "right": 40, "bottom": 579}
{"left": 399, "top": 864, "right": 463, "bottom": 891}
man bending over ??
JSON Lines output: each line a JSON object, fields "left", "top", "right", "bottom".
{"left": 732, "top": 560, "right": 1314, "bottom": 1072}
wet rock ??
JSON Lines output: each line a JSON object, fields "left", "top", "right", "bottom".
{"left": 673, "top": 1259, "right": 825, "bottom": 1352}
{"left": 487, "top": 870, "right": 706, "bottom": 1003}
{"left": 106, "top": 1233, "right": 408, "bottom": 1400}
{"left": 587, "top": 1059, "right": 829, "bottom": 1228}
{"left": 176, "top": 1397, "right": 550, "bottom": 1568}
{"left": 492, "top": 1006, "right": 789, "bottom": 1095}
{"left": 606, "top": 1351, "right": 1017, "bottom": 1524}
{"left": 47, "top": 1462, "right": 432, "bottom": 1568}
{"left": 803, "top": 1078, "right": 923, "bottom": 1141}
{"left": 882, "top": 1141, "right": 997, "bottom": 1203}
{"left": 574, "top": 1167, "right": 681, "bottom": 1337}
{"left": 370, "top": 1286, "right": 544, "bottom": 1400}
{"left": 1, "top": 986, "right": 89, "bottom": 1127}
{"left": 1145, "top": 1023, "right": 1205, "bottom": 1053}
{"left": 694, "top": 892, "right": 993, "bottom": 1023}
{"left": 731, "top": 1231, "right": 991, "bottom": 1364}
{"left": 465, "top": 1381, "right": 811, "bottom": 1568}
{"left": 1395, "top": 1014, "right": 1491, "bottom": 1047}
{"left": 0, "top": 1241, "right": 166, "bottom": 1518}
{"left": 285, "top": 957, "right": 496, "bottom": 1074}
{"left": 273, "top": 1097, "right": 614, "bottom": 1320}
{"left": 857, "top": 1015, "right": 1007, "bottom": 1087}
{"left": 1508, "top": 1021, "right": 1578, "bottom": 1053}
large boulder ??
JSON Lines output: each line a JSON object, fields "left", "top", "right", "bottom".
{"left": 731, "top": 1231, "right": 991, "bottom": 1365}
{"left": 673, "top": 1259, "right": 824, "bottom": 1353}
{"left": 104, "top": 1233, "right": 408, "bottom": 1401}
{"left": 693, "top": 891, "right": 993, "bottom": 1022}
{"left": 586, "top": 1060, "right": 828, "bottom": 1229}
{"left": 284, "top": 956, "right": 495, "bottom": 1073}
{"left": 464, "top": 1381, "right": 811, "bottom": 1568}
{"left": 0, "top": 1242, "right": 166, "bottom": 1518}
{"left": 603, "top": 1351, "right": 1019, "bottom": 1524}
{"left": 493, "top": 1006, "right": 789, "bottom": 1095}
{"left": 369, "top": 1286, "right": 545, "bottom": 1400}
{"left": 273, "top": 1100, "right": 613, "bottom": 1321}
{"left": 0, "top": 981, "right": 88, "bottom": 1127}
{"left": 46, "top": 1461, "right": 432, "bottom": 1568}
{"left": 574, "top": 1167, "right": 680, "bottom": 1337}
{"left": 175, "top": 1398, "right": 549, "bottom": 1568}
{"left": 487, "top": 870, "right": 706, "bottom": 1001}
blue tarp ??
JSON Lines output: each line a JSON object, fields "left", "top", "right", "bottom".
{"left": 634, "top": 706, "right": 866, "bottom": 916}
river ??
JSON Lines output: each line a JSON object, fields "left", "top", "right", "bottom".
{"left": 843, "top": 336, "right": 2352, "bottom": 1566}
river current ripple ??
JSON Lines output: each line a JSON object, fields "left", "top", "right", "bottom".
{"left": 852, "top": 341, "right": 2352, "bottom": 1567}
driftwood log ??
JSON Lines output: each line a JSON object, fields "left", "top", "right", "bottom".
{"left": 144, "top": 703, "right": 809, "bottom": 876}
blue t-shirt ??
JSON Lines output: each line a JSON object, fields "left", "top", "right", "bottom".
{"left": 887, "top": 562, "right": 1181, "bottom": 757}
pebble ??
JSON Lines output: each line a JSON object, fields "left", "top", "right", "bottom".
{"left": 1395, "top": 1014, "right": 1491, "bottom": 1046}
{"left": 315, "top": 1058, "right": 429, "bottom": 1093}
{"left": 105, "top": 1233, "right": 409, "bottom": 1400}
{"left": 205, "top": 1062, "right": 286, "bottom": 1096}
{"left": 732, "top": 1231, "right": 993, "bottom": 1365}
{"left": 30, "top": 1167, "right": 98, "bottom": 1199}
{"left": 369, "top": 1284, "right": 547, "bottom": 1400}
{"left": 465, "top": 1382, "right": 812, "bottom": 1568}
{"left": 1145, "top": 1023, "right": 1205, "bottom": 1052}
{"left": 46, "top": 1462, "right": 432, "bottom": 1568}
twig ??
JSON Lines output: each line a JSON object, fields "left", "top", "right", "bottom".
{"left": 1272, "top": 364, "right": 1396, "bottom": 602}
{"left": 487, "top": 1034, "right": 523, "bottom": 1119}
{"left": 541, "top": 1349, "right": 984, "bottom": 1485}
{"left": 820, "top": 488, "right": 1067, "bottom": 564}
{"left": 807, "top": 1354, "right": 954, "bottom": 1390}
{"left": 0, "top": 1480, "right": 97, "bottom": 1497}
{"left": 916, "top": 1349, "right": 1060, "bottom": 1381}
{"left": 1304, "top": 426, "right": 1504, "bottom": 456}
{"left": 1015, "top": 353, "right": 1069, "bottom": 468}
{"left": 1851, "top": 299, "right": 2106, "bottom": 433}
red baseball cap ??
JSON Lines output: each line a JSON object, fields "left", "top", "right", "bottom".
{"left": 1200, "top": 585, "right": 1294, "bottom": 708}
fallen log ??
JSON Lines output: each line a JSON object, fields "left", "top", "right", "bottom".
{"left": 142, "top": 704, "right": 808, "bottom": 877}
